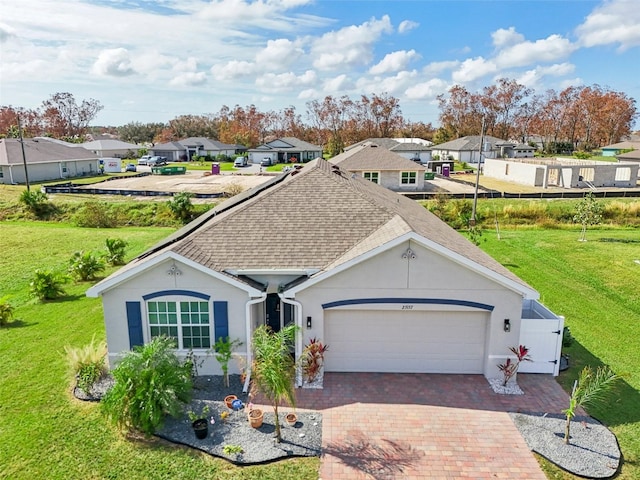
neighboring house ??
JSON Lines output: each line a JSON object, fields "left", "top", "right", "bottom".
{"left": 483, "top": 157, "right": 639, "bottom": 188}
{"left": 87, "top": 158, "right": 563, "bottom": 385}
{"left": 151, "top": 137, "right": 245, "bottom": 162}
{"left": 330, "top": 142, "right": 427, "bottom": 192}
{"left": 496, "top": 142, "right": 536, "bottom": 158}
{"left": 80, "top": 139, "right": 141, "bottom": 158}
{"left": 601, "top": 141, "right": 640, "bottom": 157}
{"left": 0, "top": 138, "right": 99, "bottom": 184}
{"left": 348, "top": 137, "right": 433, "bottom": 163}
{"left": 248, "top": 137, "right": 322, "bottom": 164}
{"left": 431, "top": 136, "right": 505, "bottom": 164}
{"left": 615, "top": 149, "right": 640, "bottom": 177}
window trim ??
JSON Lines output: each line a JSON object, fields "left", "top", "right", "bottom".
{"left": 400, "top": 171, "right": 417, "bottom": 185}
{"left": 363, "top": 171, "right": 380, "bottom": 184}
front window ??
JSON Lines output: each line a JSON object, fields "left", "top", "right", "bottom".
{"left": 401, "top": 171, "right": 417, "bottom": 184}
{"left": 363, "top": 171, "right": 379, "bottom": 184}
{"left": 148, "top": 300, "right": 211, "bottom": 349}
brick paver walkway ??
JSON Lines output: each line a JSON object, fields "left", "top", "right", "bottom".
{"left": 293, "top": 373, "right": 572, "bottom": 479}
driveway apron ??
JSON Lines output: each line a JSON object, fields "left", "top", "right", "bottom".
{"left": 294, "top": 373, "right": 570, "bottom": 479}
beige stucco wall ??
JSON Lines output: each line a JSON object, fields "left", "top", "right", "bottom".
{"left": 291, "top": 240, "right": 525, "bottom": 378}
{"left": 378, "top": 170, "right": 426, "bottom": 191}
{"left": 101, "top": 258, "right": 252, "bottom": 375}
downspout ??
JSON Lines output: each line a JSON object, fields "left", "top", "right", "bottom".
{"left": 279, "top": 294, "right": 303, "bottom": 387}
{"left": 243, "top": 293, "right": 267, "bottom": 393}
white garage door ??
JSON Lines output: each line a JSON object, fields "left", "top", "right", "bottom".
{"left": 324, "top": 309, "right": 487, "bottom": 374}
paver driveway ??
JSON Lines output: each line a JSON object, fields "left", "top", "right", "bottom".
{"left": 294, "top": 373, "right": 571, "bottom": 479}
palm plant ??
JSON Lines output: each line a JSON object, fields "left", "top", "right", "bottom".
{"left": 29, "top": 269, "right": 68, "bottom": 301}
{"left": 250, "top": 324, "right": 298, "bottom": 442}
{"left": 104, "top": 238, "right": 128, "bottom": 266}
{"left": 563, "top": 365, "right": 620, "bottom": 444}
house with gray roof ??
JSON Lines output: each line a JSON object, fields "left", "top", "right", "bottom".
{"left": 0, "top": 138, "right": 99, "bottom": 184}
{"left": 80, "top": 139, "right": 141, "bottom": 158}
{"left": 151, "top": 138, "right": 246, "bottom": 162}
{"left": 331, "top": 142, "right": 427, "bottom": 191}
{"left": 347, "top": 137, "right": 433, "bottom": 163}
{"left": 248, "top": 137, "right": 322, "bottom": 165}
{"left": 87, "top": 158, "right": 563, "bottom": 386}
{"left": 601, "top": 141, "right": 640, "bottom": 157}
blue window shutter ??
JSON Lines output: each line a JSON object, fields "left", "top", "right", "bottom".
{"left": 126, "top": 301, "right": 144, "bottom": 349}
{"left": 213, "top": 301, "right": 229, "bottom": 342}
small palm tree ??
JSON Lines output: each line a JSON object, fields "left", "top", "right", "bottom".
{"left": 250, "top": 324, "right": 298, "bottom": 443}
{"left": 563, "top": 365, "right": 619, "bottom": 444}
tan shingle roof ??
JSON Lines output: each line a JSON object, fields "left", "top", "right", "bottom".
{"left": 153, "top": 158, "right": 529, "bottom": 289}
{"left": 330, "top": 143, "right": 425, "bottom": 171}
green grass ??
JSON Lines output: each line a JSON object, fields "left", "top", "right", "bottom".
{"left": 480, "top": 228, "right": 640, "bottom": 479}
{"left": 0, "top": 222, "right": 319, "bottom": 479}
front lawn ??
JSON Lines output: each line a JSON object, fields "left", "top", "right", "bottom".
{"left": 0, "top": 222, "right": 319, "bottom": 479}
{"left": 481, "top": 227, "right": 640, "bottom": 480}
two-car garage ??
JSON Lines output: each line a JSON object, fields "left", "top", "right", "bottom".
{"left": 323, "top": 309, "right": 489, "bottom": 374}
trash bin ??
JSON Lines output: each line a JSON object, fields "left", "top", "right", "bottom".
{"left": 425, "top": 171, "right": 435, "bottom": 180}
{"left": 442, "top": 165, "right": 450, "bottom": 177}
{"left": 211, "top": 163, "right": 220, "bottom": 175}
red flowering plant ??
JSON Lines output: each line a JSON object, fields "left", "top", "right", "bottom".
{"left": 301, "top": 338, "right": 329, "bottom": 383}
{"left": 497, "top": 345, "right": 531, "bottom": 386}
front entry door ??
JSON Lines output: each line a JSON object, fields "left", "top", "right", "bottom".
{"left": 265, "top": 293, "right": 281, "bottom": 332}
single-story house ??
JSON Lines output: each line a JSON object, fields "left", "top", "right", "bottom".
{"left": 483, "top": 157, "right": 640, "bottom": 188}
{"left": 0, "top": 138, "right": 99, "bottom": 184}
{"left": 330, "top": 142, "right": 427, "bottom": 191}
{"left": 616, "top": 149, "right": 640, "bottom": 177}
{"left": 248, "top": 137, "right": 322, "bottom": 164}
{"left": 151, "top": 137, "right": 246, "bottom": 162}
{"left": 431, "top": 136, "right": 506, "bottom": 164}
{"left": 80, "top": 139, "right": 141, "bottom": 158}
{"left": 601, "top": 141, "right": 640, "bottom": 157}
{"left": 347, "top": 138, "right": 433, "bottom": 163}
{"left": 87, "top": 158, "right": 563, "bottom": 387}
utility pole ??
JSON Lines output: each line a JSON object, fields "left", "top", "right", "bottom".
{"left": 471, "top": 117, "right": 485, "bottom": 225}
{"left": 17, "top": 116, "right": 31, "bottom": 192}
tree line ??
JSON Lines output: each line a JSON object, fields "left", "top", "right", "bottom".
{"left": 1, "top": 79, "right": 637, "bottom": 156}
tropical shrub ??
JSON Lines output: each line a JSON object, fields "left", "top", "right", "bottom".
{"left": 0, "top": 297, "right": 15, "bottom": 327}
{"left": 167, "top": 192, "right": 194, "bottom": 222}
{"left": 29, "top": 269, "right": 68, "bottom": 301}
{"left": 101, "top": 337, "right": 193, "bottom": 435}
{"left": 104, "top": 238, "right": 128, "bottom": 266}
{"left": 73, "top": 201, "right": 118, "bottom": 228}
{"left": 563, "top": 366, "right": 620, "bottom": 444}
{"left": 301, "top": 337, "right": 328, "bottom": 383}
{"left": 64, "top": 335, "right": 108, "bottom": 394}
{"left": 19, "top": 190, "right": 51, "bottom": 217}
{"left": 213, "top": 336, "right": 242, "bottom": 388}
{"left": 497, "top": 345, "right": 531, "bottom": 386}
{"left": 68, "top": 251, "right": 105, "bottom": 281}
{"left": 251, "top": 325, "right": 298, "bottom": 442}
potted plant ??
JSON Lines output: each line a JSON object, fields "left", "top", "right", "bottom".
{"left": 285, "top": 412, "right": 297, "bottom": 426}
{"left": 247, "top": 403, "right": 264, "bottom": 428}
{"left": 187, "top": 404, "right": 211, "bottom": 439}
{"left": 224, "top": 394, "right": 238, "bottom": 409}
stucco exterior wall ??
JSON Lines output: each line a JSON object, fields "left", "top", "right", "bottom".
{"left": 101, "top": 258, "right": 251, "bottom": 375}
{"left": 378, "top": 171, "right": 426, "bottom": 191}
{"left": 291, "top": 240, "right": 524, "bottom": 378}
{"left": 1, "top": 160, "right": 98, "bottom": 184}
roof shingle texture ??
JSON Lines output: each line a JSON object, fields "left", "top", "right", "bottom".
{"left": 163, "top": 159, "right": 528, "bottom": 289}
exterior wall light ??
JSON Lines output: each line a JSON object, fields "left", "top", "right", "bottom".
{"left": 306, "top": 316, "right": 312, "bottom": 329}
{"left": 504, "top": 319, "right": 511, "bottom": 332}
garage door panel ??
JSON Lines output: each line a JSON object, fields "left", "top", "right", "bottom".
{"left": 324, "top": 310, "right": 486, "bottom": 374}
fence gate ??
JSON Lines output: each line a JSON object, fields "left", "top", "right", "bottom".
{"left": 518, "top": 317, "right": 564, "bottom": 375}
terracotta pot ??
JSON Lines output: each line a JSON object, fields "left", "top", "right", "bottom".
{"left": 224, "top": 395, "right": 238, "bottom": 409}
{"left": 285, "top": 413, "right": 297, "bottom": 426}
{"left": 192, "top": 419, "right": 208, "bottom": 439}
{"left": 249, "top": 408, "right": 263, "bottom": 428}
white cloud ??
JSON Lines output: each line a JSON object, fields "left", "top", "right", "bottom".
{"left": 494, "top": 34, "right": 576, "bottom": 68}
{"left": 357, "top": 70, "right": 418, "bottom": 96}
{"left": 405, "top": 78, "right": 449, "bottom": 100}
{"left": 575, "top": 0, "right": 640, "bottom": 50}
{"left": 298, "top": 88, "right": 319, "bottom": 99}
{"left": 491, "top": 27, "right": 524, "bottom": 48}
{"left": 0, "top": 23, "right": 15, "bottom": 43}
{"left": 173, "top": 57, "right": 199, "bottom": 73}
{"left": 91, "top": 48, "right": 136, "bottom": 77}
{"left": 323, "top": 74, "right": 354, "bottom": 92}
{"left": 255, "top": 70, "right": 317, "bottom": 92}
{"left": 452, "top": 57, "right": 497, "bottom": 83}
{"left": 369, "top": 50, "right": 418, "bottom": 75}
{"left": 311, "top": 15, "right": 393, "bottom": 70}
{"left": 398, "top": 20, "right": 419, "bottom": 34}
{"left": 423, "top": 60, "right": 460, "bottom": 76}
{"left": 169, "top": 72, "right": 207, "bottom": 87}
{"left": 255, "top": 38, "right": 305, "bottom": 68}
{"left": 211, "top": 60, "right": 257, "bottom": 81}
{"left": 516, "top": 63, "right": 575, "bottom": 88}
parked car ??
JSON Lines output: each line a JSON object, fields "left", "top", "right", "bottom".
{"left": 125, "top": 163, "right": 137, "bottom": 172}
{"left": 148, "top": 156, "right": 168, "bottom": 166}
{"left": 234, "top": 157, "right": 248, "bottom": 167}
{"left": 260, "top": 157, "right": 274, "bottom": 166}
{"left": 138, "top": 155, "right": 152, "bottom": 165}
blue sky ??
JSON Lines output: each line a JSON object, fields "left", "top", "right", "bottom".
{"left": 1, "top": 0, "right": 639, "bottom": 128}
